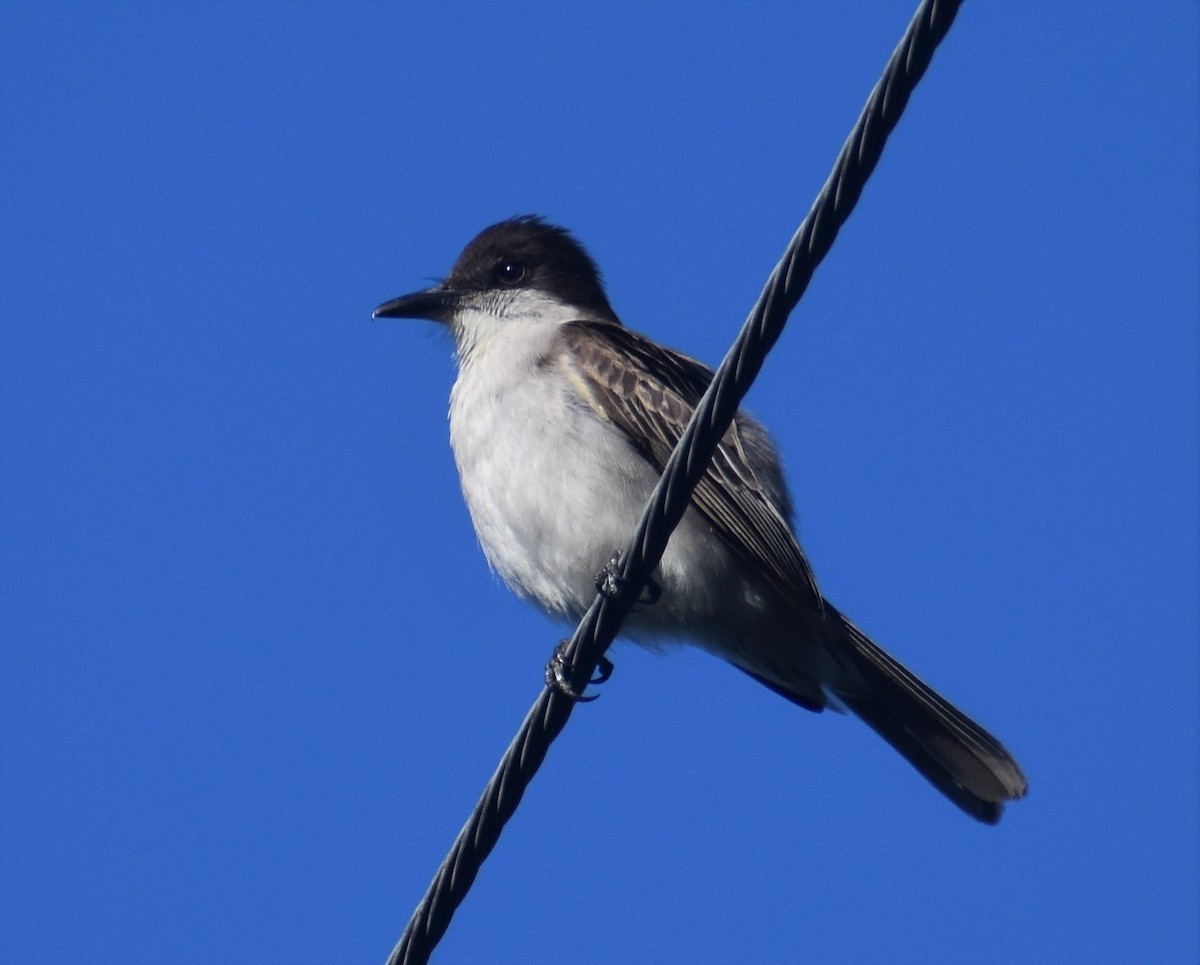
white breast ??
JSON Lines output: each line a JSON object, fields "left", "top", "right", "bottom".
{"left": 445, "top": 306, "right": 783, "bottom": 657}
{"left": 449, "top": 309, "right": 651, "bottom": 618}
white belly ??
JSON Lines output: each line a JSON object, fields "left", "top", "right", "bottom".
{"left": 447, "top": 326, "right": 782, "bottom": 654}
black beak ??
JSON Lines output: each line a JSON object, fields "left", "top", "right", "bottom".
{"left": 372, "top": 287, "right": 461, "bottom": 323}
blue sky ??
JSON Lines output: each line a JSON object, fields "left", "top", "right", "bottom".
{"left": 2, "top": 3, "right": 1197, "bottom": 963}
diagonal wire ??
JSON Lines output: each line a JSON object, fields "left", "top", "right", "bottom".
{"left": 386, "top": 1, "right": 965, "bottom": 962}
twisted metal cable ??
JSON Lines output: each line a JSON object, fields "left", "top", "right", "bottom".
{"left": 387, "top": 1, "right": 965, "bottom": 961}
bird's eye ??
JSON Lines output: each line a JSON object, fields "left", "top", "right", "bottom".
{"left": 493, "top": 261, "right": 527, "bottom": 286}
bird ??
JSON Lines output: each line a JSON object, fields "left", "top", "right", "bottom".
{"left": 373, "top": 215, "right": 1027, "bottom": 823}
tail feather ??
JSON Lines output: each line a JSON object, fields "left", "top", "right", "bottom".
{"left": 829, "top": 610, "right": 1027, "bottom": 823}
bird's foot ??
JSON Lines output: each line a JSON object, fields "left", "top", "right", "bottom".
{"left": 595, "top": 553, "right": 625, "bottom": 600}
{"left": 545, "top": 640, "right": 614, "bottom": 702}
{"left": 595, "top": 553, "right": 661, "bottom": 607}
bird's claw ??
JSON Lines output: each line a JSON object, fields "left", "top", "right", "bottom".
{"left": 595, "top": 553, "right": 661, "bottom": 608}
{"left": 545, "top": 640, "right": 614, "bottom": 702}
{"left": 595, "top": 553, "right": 625, "bottom": 601}
{"left": 591, "top": 654, "right": 614, "bottom": 685}
{"left": 638, "top": 578, "right": 661, "bottom": 607}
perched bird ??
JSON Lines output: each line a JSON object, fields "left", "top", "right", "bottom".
{"left": 374, "top": 215, "right": 1027, "bottom": 823}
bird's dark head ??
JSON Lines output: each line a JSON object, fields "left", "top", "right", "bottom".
{"left": 373, "top": 216, "right": 619, "bottom": 326}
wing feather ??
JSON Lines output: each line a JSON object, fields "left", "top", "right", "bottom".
{"left": 559, "top": 319, "right": 821, "bottom": 610}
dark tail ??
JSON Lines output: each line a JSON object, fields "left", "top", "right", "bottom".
{"left": 828, "top": 610, "right": 1027, "bottom": 824}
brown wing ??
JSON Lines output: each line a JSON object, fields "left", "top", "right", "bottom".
{"left": 559, "top": 319, "right": 821, "bottom": 611}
